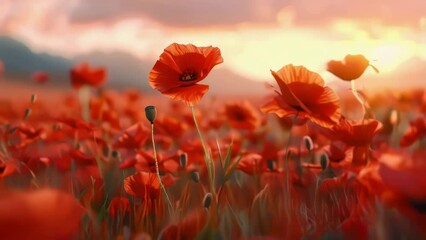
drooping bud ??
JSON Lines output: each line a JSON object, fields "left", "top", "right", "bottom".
{"left": 320, "top": 153, "right": 329, "bottom": 171}
{"left": 190, "top": 171, "right": 200, "bottom": 183}
{"left": 203, "top": 192, "right": 213, "bottom": 209}
{"left": 144, "top": 106, "right": 157, "bottom": 124}
{"left": 179, "top": 152, "right": 188, "bottom": 168}
{"left": 303, "top": 136, "right": 314, "bottom": 152}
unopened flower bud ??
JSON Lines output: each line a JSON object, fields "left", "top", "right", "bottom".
{"left": 266, "top": 159, "right": 275, "bottom": 172}
{"left": 144, "top": 106, "right": 157, "bottom": 124}
{"left": 31, "top": 94, "right": 37, "bottom": 104}
{"left": 24, "top": 108, "right": 31, "bottom": 119}
{"left": 179, "top": 152, "right": 188, "bottom": 168}
{"left": 320, "top": 153, "right": 329, "bottom": 171}
{"left": 111, "top": 149, "right": 121, "bottom": 159}
{"left": 9, "top": 127, "right": 17, "bottom": 135}
{"left": 190, "top": 171, "right": 200, "bottom": 183}
{"left": 303, "top": 136, "right": 314, "bottom": 152}
{"left": 203, "top": 192, "right": 213, "bottom": 209}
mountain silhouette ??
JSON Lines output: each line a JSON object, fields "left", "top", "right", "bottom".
{"left": 0, "top": 36, "right": 266, "bottom": 95}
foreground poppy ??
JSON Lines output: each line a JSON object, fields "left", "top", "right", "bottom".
{"left": 327, "top": 54, "right": 378, "bottom": 81}
{"left": 261, "top": 64, "right": 341, "bottom": 128}
{"left": 0, "top": 189, "right": 85, "bottom": 240}
{"left": 70, "top": 63, "right": 107, "bottom": 89}
{"left": 148, "top": 43, "right": 223, "bottom": 105}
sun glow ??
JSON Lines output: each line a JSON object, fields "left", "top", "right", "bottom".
{"left": 370, "top": 41, "right": 417, "bottom": 73}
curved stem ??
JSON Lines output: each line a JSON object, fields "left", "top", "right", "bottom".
{"left": 150, "top": 123, "right": 173, "bottom": 215}
{"left": 351, "top": 80, "right": 366, "bottom": 119}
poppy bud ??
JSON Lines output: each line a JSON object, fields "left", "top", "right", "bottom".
{"left": 190, "top": 171, "right": 200, "bottom": 183}
{"left": 179, "top": 152, "right": 188, "bottom": 168}
{"left": 24, "top": 108, "right": 31, "bottom": 119}
{"left": 9, "top": 127, "right": 17, "bottom": 135}
{"left": 145, "top": 106, "right": 157, "bottom": 124}
{"left": 266, "top": 159, "right": 275, "bottom": 172}
{"left": 303, "top": 136, "right": 314, "bottom": 152}
{"left": 203, "top": 192, "right": 213, "bottom": 209}
{"left": 111, "top": 150, "right": 121, "bottom": 159}
{"left": 31, "top": 94, "right": 37, "bottom": 104}
{"left": 320, "top": 153, "right": 329, "bottom": 171}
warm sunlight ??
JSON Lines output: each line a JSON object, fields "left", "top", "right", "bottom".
{"left": 1, "top": 1, "right": 426, "bottom": 239}
{"left": 370, "top": 41, "right": 418, "bottom": 73}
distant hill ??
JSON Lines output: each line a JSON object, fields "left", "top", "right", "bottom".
{"left": 0, "top": 36, "right": 266, "bottom": 95}
{"left": 73, "top": 51, "right": 152, "bottom": 90}
{"left": 0, "top": 36, "right": 72, "bottom": 81}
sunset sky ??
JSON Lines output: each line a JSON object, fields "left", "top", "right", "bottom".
{"left": 1, "top": 0, "right": 425, "bottom": 82}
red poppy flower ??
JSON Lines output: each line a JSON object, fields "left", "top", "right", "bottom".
{"left": 261, "top": 64, "right": 341, "bottom": 128}
{"left": 223, "top": 101, "right": 261, "bottom": 130}
{"left": 148, "top": 43, "right": 223, "bottom": 105}
{"left": 330, "top": 118, "right": 383, "bottom": 147}
{"left": 124, "top": 171, "right": 162, "bottom": 199}
{"left": 327, "top": 54, "right": 378, "bottom": 81}
{"left": 70, "top": 62, "right": 107, "bottom": 89}
{"left": 155, "top": 116, "right": 189, "bottom": 139}
{"left": 400, "top": 117, "right": 426, "bottom": 147}
{"left": 236, "top": 153, "right": 265, "bottom": 175}
{"left": 314, "top": 118, "right": 382, "bottom": 165}
{"left": 56, "top": 116, "right": 96, "bottom": 131}
{"left": 108, "top": 197, "right": 130, "bottom": 218}
{"left": 134, "top": 151, "right": 179, "bottom": 174}
{"left": 31, "top": 71, "right": 49, "bottom": 84}
{"left": 113, "top": 122, "right": 149, "bottom": 149}
{"left": 379, "top": 151, "right": 426, "bottom": 201}
{"left": 0, "top": 189, "right": 85, "bottom": 240}
{"left": 0, "top": 161, "right": 17, "bottom": 179}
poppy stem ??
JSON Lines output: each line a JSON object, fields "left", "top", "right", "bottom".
{"left": 350, "top": 80, "right": 366, "bottom": 119}
{"left": 190, "top": 106, "right": 216, "bottom": 195}
{"left": 78, "top": 85, "right": 91, "bottom": 122}
{"left": 150, "top": 123, "right": 174, "bottom": 216}
{"left": 283, "top": 111, "right": 299, "bottom": 226}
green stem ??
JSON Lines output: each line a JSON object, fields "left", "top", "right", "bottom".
{"left": 150, "top": 123, "right": 173, "bottom": 215}
{"left": 190, "top": 106, "right": 215, "bottom": 195}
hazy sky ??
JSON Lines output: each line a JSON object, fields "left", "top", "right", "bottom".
{"left": 1, "top": 0, "right": 425, "bottom": 81}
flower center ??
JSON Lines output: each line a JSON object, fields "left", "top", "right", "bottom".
{"left": 179, "top": 70, "right": 197, "bottom": 82}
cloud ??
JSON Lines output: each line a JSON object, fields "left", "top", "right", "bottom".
{"left": 69, "top": 0, "right": 290, "bottom": 27}
{"left": 67, "top": 0, "right": 426, "bottom": 28}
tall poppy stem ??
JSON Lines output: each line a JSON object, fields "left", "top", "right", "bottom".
{"left": 150, "top": 123, "right": 173, "bottom": 215}
{"left": 350, "top": 80, "right": 366, "bottom": 119}
{"left": 190, "top": 106, "right": 215, "bottom": 195}
{"left": 78, "top": 85, "right": 91, "bottom": 121}
{"left": 283, "top": 112, "right": 299, "bottom": 226}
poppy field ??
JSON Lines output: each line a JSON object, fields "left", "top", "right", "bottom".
{"left": 0, "top": 43, "right": 426, "bottom": 240}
